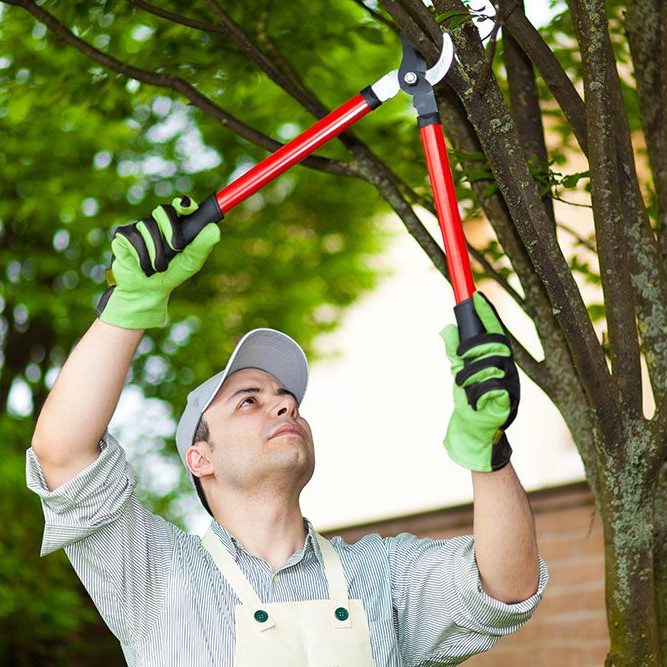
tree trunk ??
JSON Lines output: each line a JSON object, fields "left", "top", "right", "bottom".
{"left": 654, "top": 458, "right": 667, "bottom": 660}
{"left": 597, "top": 425, "right": 663, "bottom": 666}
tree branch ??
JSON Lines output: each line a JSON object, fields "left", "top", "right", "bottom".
{"left": 623, "top": 1, "right": 667, "bottom": 411}
{"left": 471, "top": 10, "right": 502, "bottom": 98}
{"left": 499, "top": 0, "right": 555, "bottom": 230}
{"left": 8, "top": 0, "right": 354, "bottom": 178}
{"left": 501, "top": 3, "right": 589, "bottom": 155}
{"left": 404, "top": 187, "right": 529, "bottom": 312}
{"left": 572, "top": 0, "right": 667, "bottom": 409}
{"left": 570, "top": 0, "right": 653, "bottom": 417}
{"left": 351, "top": 0, "right": 401, "bottom": 33}
{"left": 128, "top": 0, "right": 224, "bottom": 36}
{"left": 626, "top": 1, "right": 667, "bottom": 264}
{"left": 564, "top": 1, "right": 667, "bottom": 413}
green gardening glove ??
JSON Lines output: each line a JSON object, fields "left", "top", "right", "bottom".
{"left": 96, "top": 196, "right": 221, "bottom": 329}
{"left": 440, "top": 291, "right": 520, "bottom": 472}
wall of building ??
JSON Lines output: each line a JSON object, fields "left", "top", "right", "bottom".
{"left": 322, "top": 481, "right": 608, "bottom": 666}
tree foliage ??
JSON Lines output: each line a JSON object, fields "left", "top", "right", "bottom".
{"left": 1, "top": 0, "right": 666, "bottom": 664}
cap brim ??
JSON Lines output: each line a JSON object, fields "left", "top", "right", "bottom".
{"left": 202, "top": 328, "right": 308, "bottom": 412}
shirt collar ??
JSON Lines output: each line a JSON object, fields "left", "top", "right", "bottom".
{"left": 209, "top": 516, "right": 323, "bottom": 567}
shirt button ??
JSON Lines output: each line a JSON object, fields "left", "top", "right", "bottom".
{"left": 334, "top": 607, "right": 349, "bottom": 621}
{"left": 272, "top": 574, "right": 280, "bottom": 582}
{"left": 254, "top": 610, "right": 269, "bottom": 623}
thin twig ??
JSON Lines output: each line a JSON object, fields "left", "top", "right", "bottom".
{"left": 472, "top": 1, "right": 518, "bottom": 96}
{"left": 557, "top": 222, "right": 597, "bottom": 253}
{"left": 401, "top": 186, "right": 528, "bottom": 312}
{"left": 468, "top": 246, "right": 527, "bottom": 307}
{"left": 202, "top": 0, "right": 331, "bottom": 122}
{"left": 351, "top": 0, "right": 401, "bottom": 33}
{"left": 129, "top": 0, "right": 223, "bottom": 36}
{"left": 552, "top": 194, "right": 594, "bottom": 210}
{"left": 255, "top": 5, "right": 327, "bottom": 116}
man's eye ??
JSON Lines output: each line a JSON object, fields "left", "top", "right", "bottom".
{"left": 240, "top": 396, "right": 256, "bottom": 407}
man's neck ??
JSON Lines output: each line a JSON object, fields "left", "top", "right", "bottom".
{"left": 210, "top": 494, "right": 308, "bottom": 572}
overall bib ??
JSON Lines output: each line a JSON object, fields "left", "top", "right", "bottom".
{"left": 201, "top": 525, "right": 377, "bottom": 666}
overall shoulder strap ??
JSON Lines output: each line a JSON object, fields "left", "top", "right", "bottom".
{"left": 314, "top": 533, "right": 350, "bottom": 601}
{"left": 201, "top": 525, "right": 263, "bottom": 608}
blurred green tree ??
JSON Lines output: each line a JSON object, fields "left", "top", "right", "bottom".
{"left": 0, "top": 1, "right": 391, "bottom": 663}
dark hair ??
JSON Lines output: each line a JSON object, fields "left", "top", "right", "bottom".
{"left": 192, "top": 416, "right": 214, "bottom": 517}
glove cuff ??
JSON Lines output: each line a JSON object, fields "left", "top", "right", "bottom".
{"left": 444, "top": 424, "right": 513, "bottom": 472}
{"left": 490, "top": 432, "right": 512, "bottom": 471}
{"left": 96, "top": 285, "right": 169, "bottom": 329}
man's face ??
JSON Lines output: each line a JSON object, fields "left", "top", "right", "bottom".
{"left": 190, "top": 367, "right": 315, "bottom": 496}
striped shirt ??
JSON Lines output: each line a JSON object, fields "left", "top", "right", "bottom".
{"left": 26, "top": 432, "right": 548, "bottom": 666}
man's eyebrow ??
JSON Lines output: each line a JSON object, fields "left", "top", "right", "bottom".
{"left": 225, "top": 387, "right": 297, "bottom": 404}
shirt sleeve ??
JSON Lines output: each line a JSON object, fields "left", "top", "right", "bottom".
{"left": 385, "top": 532, "right": 548, "bottom": 666}
{"left": 25, "top": 432, "right": 179, "bottom": 647}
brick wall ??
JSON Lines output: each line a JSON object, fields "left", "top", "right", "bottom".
{"left": 322, "top": 481, "right": 609, "bottom": 666}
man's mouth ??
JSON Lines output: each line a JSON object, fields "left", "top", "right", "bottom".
{"left": 270, "top": 423, "right": 304, "bottom": 439}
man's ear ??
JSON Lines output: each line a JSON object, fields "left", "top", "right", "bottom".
{"left": 186, "top": 442, "right": 215, "bottom": 480}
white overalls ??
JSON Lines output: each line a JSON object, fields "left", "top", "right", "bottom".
{"left": 201, "top": 525, "right": 377, "bottom": 666}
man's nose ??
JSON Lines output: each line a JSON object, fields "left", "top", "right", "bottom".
{"left": 275, "top": 394, "right": 298, "bottom": 417}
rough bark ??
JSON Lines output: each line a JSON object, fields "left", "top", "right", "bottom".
{"left": 567, "top": 0, "right": 642, "bottom": 416}
{"left": 654, "top": 456, "right": 667, "bottom": 662}
{"left": 623, "top": 2, "right": 667, "bottom": 404}
{"left": 625, "top": 1, "right": 667, "bottom": 264}
{"left": 499, "top": 0, "right": 555, "bottom": 229}
{"left": 600, "top": 418, "right": 663, "bottom": 665}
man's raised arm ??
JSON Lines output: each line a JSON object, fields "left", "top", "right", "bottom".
{"left": 472, "top": 464, "right": 539, "bottom": 602}
{"left": 31, "top": 321, "right": 144, "bottom": 489}
{"left": 30, "top": 196, "right": 221, "bottom": 490}
{"left": 440, "top": 291, "right": 542, "bottom": 603}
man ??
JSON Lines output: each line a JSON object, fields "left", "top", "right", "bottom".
{"left": 27, "top": 198, "right": 547, "bottom": 665}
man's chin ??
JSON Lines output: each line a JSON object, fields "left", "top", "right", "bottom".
{"left": 267, "top": 451, "right": 315, "bottom": 481}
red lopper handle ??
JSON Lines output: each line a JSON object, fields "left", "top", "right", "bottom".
{"left": 419, "top": 122, "right": 484, "bottom": 341}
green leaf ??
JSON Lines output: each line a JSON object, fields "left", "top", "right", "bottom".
{"left": 434, "top": 10, "right": 473, "bottom": 29}
{"left": 561, "top": 170, "right": 590, "bottom": 189}
{"left": 586, "top": 303, "right": 606, "bottom": 322}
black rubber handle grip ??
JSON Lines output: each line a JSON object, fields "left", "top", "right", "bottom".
{"left": 454, "top": 296, "right": 485, "bottom": 343}
{"left": 164, "top": 193, "right": 224, "bottom": 262}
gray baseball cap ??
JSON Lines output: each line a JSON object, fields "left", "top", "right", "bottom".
{"left": 175, "top": 328, "right": 309, "bottom": 487}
